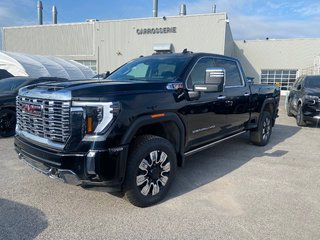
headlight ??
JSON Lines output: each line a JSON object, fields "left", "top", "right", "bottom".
{"left": 72, "top": 101, "right": 120, "bottom": 141}
{"left": 304, "top": 95, "right": 319, "bottom": 105}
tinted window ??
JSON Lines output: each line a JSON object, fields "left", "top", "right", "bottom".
{"left": 127, "top": 63, "right": 149, "bottom": 78}
{"left": 187, "top": 57, "right": 214, "bottom": 88}
{"left": 305, "top": 76, "right": 320, "bottom": 88}
{"left": 293, "top": 77, "right": 303, "bottom": 88}
{"left": 215, "top": 59, "right": 243, "bottom": 86}
{"left": 108, "top": 55, "right": 192, "bottom": 82}
{"left": 0, "top": 78, "right": 27, "bottom": 92}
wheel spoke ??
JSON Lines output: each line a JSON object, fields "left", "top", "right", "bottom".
{"left": 139, "top": 159, "right": 150, "bottom": 171}
{"left": 136, "top": 174, "right": 147, "bottom": 186}
{"left": 152, "top": 183, "right": 160, "bottom": 196}
{"left": 161, "top": 162, "right": 171, "bottom": 173}
{"left": 150, "top": 151, "right": 158, "bottom": 163}
{"left": 141, "top": 181, "right": 151, "bottom": 196}
{"left": 157, "top": 152, "right": 167, "bottom": 164}
{"left": 158, "top": 176, "right": 168, "bottom": 186}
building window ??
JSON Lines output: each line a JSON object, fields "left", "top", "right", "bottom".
{"left": 261, "top": 69, "right": 297, "bottom": 90}
{"left": 75, "top": 60, "right": 97, "bottom": 72}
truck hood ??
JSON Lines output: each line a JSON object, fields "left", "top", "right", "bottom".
{"left": 18, "top": 79, "right": 172, "bottom": 101}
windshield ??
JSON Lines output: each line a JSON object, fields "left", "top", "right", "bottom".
{"left": 107, "top": 55, "right": 192, "bottom": 82}
{"left": 305, "top": 76, "right": 320, "bottom": 88}
{"left": 0, "top": 78, "right": 27, "bottom": 93}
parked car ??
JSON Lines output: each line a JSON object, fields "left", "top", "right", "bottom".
{"left": 0, "top": 77, "right": 68, "bottom": 137}
{"left": 15, "top": 52, "right": 280, "bottom": 207}
{"left": 286, "top": 75, "right": 320, "bottom": 126}
{"left": 0, "top": 69, "right": 13, "bottom": 80}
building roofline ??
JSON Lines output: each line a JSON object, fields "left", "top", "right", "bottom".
{"left": 3, "top": 12, "right": 227, "bottom": 30}
{"left": 235, "top": 37, "right": 320, "bottom": 43}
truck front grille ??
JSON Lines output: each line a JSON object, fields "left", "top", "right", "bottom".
{"left": 16, "top": 96, "right": 71, "bottom": 144}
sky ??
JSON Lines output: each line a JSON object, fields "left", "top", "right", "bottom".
{"left": 1, "top": 0, "right": 320, "bottom": 48}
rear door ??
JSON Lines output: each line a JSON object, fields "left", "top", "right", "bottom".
{"left": 213, "top": 58, "right": 250, "bottom": 131}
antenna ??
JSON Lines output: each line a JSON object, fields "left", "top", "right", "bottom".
{"left": 212, "top": 2, "right": 217, "bottom": 13}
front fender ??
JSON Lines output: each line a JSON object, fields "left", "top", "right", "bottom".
{"left": 121, "top": 112, "right": 186, "bottom": 153}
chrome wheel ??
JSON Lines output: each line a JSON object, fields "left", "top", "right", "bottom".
{"left": 124, "top": 135, "right": 177, "bottom": 207}
{"left": 136, "top": 150, "right": 171, "bottom": 196}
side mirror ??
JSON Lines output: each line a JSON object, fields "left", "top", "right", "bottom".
{"left": 247, "top": 77, "right": 254, "bottom": 84}
{"left": 103, "top": 71, "right": 111, "bottom": 79}
{"left": 297, "top": 84, "right": 302, "bottom": 90}
{"left": 193, "top": 68, "right": 225, "bottom": 92}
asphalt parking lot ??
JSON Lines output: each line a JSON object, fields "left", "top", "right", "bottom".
{"left": 0, "top": 99, "right": 319, "bottom": 240}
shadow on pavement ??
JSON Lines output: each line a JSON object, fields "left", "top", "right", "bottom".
{"left": 0, "top": 199, "right": 48, "bottom": 240}
{"left": 166, "top": 124, "right": 300, "bottom": 201}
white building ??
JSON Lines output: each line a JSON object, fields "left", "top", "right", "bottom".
{"left": 2, "top": 12, "right": 320, "bottom": 91}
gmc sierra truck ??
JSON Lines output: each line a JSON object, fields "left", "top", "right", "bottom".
{"left": 14, "top": 52, "right": 280, "bottom": 207}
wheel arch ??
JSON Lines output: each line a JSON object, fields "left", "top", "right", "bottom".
{"left": 0, "top": 106, "right": 16, "bottom": 112}
{"left": 120, "top": 113, "right": 186, "bottom": 167}
{"left": 259, "top": 98, "right": 277, "bottom": 126}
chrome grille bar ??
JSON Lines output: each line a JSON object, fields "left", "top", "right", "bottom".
{"left": 16, "top": 96, "right": 71, "bottom": 144}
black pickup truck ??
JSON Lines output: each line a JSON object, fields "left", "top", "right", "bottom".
{"left": 14, "top": 52, "right": 280, "bottom": 207}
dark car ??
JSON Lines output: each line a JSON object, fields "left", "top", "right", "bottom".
{"left": 0, "top": 77, "right": 68, "bottom": 137}
{"left": 0, "top": 69, "right": 13, "bottom": 80}
{"left": 286, "top": 75, "right": 320, "bottom": 126}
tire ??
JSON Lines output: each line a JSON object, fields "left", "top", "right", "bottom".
{"left": 250, "top": 111, "right": 273, "bottom": 146}
{"left": 124, "top": 135, "right": 177, "bottom": 207}
{"left": 296, "top": 104, "right": 306, "bottom": 126}
{"left": 286, "top": 100, "right": 293, "bottom": 117}
{"left": 0, "top": 109, "right": 16, "bottom": 137}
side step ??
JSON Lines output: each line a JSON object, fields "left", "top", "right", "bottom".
{"left": 184, "top": 131, "right": 247, "bottom": 157}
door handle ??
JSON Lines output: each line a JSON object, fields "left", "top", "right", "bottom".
{"left": 244, "top": 92, "right": 250, "bottom": 97}
{"left": 217, "top": 95, "right": 226, "bottom": 100}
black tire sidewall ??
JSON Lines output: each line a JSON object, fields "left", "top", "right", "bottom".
{"left": 286, "top": 100, "right": 293, "bottom": 116}
{"left": 124, "top": 135, "right": 177, "bottom": 207}
{"left": 250, "top": 111, "right": 272, "bottom": 146}
{"left": 0, "top": 109, "right": 16, "bottom": 137}
{"left": 296, "top": 105, "right": 305, "bottom": 126}
{"left": 260, "top": 112, "right": 272, "bottom": 145}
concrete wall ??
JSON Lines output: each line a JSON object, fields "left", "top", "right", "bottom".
{"left": 235, "top": 39, "right": 320, "bottom": 81}
{"left": 224, "top": 21, "right": 235, "bottom": 57}
{"left": 3, "top": 23, "right": 95, "bottom": 57}
{"left": 3, "top": 13, "right": 231, "bottom": 72}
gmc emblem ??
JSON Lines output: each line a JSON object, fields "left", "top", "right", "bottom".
{"left": 22, "top": 104, "right": 42, "bottom": 117}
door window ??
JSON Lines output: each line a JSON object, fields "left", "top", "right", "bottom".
{"left": 214, "top": 59, "right": 243, "bottom": 87}
{"left": 187, "top": 57, "right": 214, "bottom": 89}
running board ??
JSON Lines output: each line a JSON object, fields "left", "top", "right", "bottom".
{"left": 184, "top": 131, "right": 247, "bottom": 157}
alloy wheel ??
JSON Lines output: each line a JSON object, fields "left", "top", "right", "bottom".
{"left": 136, "top": 150, "right": 171, "bottom": 196}
{"left": 262, "top": 116, "right": 271, "bottom": 142}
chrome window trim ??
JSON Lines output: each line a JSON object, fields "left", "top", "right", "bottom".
{"left": 215, "top": 58, "right": 245, "bottom": 88}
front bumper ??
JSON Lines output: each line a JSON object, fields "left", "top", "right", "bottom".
{"left": 303, "top": 104, "right": 320, "bottom": 122}
{"left": 15, "top": 135, "right": 128, "bottom": 191}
